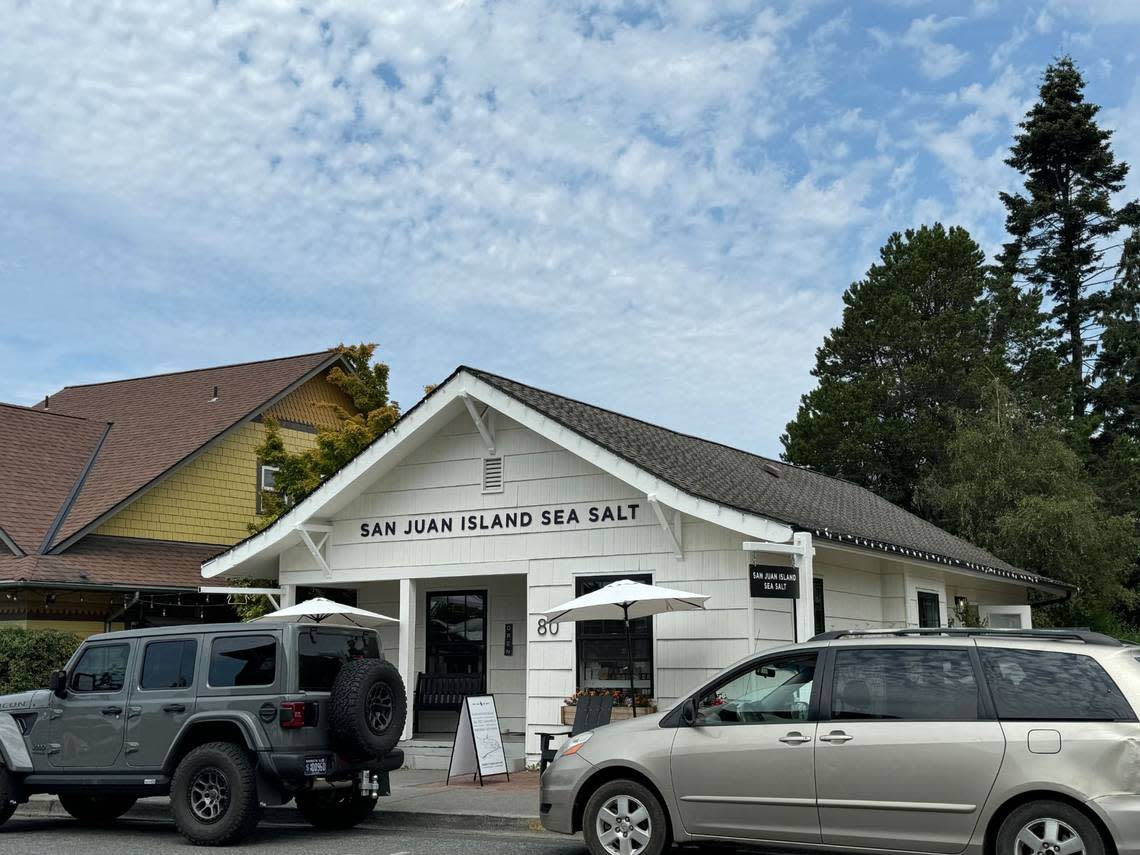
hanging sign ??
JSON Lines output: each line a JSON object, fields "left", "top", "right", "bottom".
{"left": 446, "top": 695, "right": 510, "bottom": 786}
{"left": 749, "top": 564, "right": 800, "bottom": 599}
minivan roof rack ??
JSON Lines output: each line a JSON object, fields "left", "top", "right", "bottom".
{"left": 810, "top": 628, "right": 1124, "bottom": 646}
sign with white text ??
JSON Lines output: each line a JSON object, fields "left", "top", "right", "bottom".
{"left": 749, "top": 564, "right": 800, "bottom": 599}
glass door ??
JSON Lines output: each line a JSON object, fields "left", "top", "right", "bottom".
{"left": 425, "top": 591, "right": 487, "bottom": 680}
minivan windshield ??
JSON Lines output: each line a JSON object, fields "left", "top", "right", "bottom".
{"left": 298, "top": 628, "right": 380, "bottom": 691}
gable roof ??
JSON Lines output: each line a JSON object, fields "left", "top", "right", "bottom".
{"left": 0, "top": 404, "right": 110, "bottom": 555}
{"left": 32, "top": 350, "right": 345, "bottom": 552}
{"left": 204, "top": 366, "right": 1066, "bottom": 592}
{"left": 0, "top": 536, "right": 222, "bottom": 589}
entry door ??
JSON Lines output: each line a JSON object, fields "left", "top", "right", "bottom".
{"left": 816, "top": 646, "right": 1005, "bottom": 853}
{"left": 50, "top": 641, "right": 134, "bottom": 768}
{"left": 426, "top": 590, "right": 487, "bottom": 680}
{"left": 126, "top": 636, "right": 199, "bottom": 769}
{"left": 670, "top": 651, "right": 820, "bottom": 843}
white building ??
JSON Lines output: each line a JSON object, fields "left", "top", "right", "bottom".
{"left": 202, "top": 367, "right": 1070, "bottom": 766}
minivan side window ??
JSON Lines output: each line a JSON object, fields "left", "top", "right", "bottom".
{"left": 70, "top": 644, "right": 130, "bottom": 693}
{"left": 979, "top": 649, "right": 1135, "bottom": 721}
{"left": 141, "top": 639, "right": 198, "bottom": 690}
{"left": 696, "top": 653, "right": 816, "bottom": 725}
{"left": 831, "top": 648, "right": 980, "bottom": 721}
{"left": 208, "top": 635, "right": 277, "bottom": 688}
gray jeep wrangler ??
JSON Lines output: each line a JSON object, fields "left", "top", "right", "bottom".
{"left": 0, "top": 621, "right": 407, "bottom": 846}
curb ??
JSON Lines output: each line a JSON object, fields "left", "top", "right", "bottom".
{"left": 14, "top": 798, "right": 546, "bottom": 836}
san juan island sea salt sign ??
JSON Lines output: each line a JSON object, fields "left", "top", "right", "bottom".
{"left": 359, "top": 501, "right": 643, "bottom": 541}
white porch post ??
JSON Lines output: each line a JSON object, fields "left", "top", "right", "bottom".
{"left": 793, "top": 532, "right": 815, "bottom": 643}
{"left": 280, "top": 584, "right": 297, "bottom": 608}
{"left": 398, "top": 578, "right": 417, "bottom": 742}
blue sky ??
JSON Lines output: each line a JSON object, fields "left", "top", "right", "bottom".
{"left": 2, "top": 0, "right": 1139, "bottom": 457}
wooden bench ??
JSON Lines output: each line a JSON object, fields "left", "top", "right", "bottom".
{"left": 413, "top": 672, "right": 485, "bottom": 734}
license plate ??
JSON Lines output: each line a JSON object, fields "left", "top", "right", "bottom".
{"left": 304, "top": 757, "right": 328, "bottom": 776}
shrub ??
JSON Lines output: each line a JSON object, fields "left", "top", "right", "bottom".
{"left": 0, "top": 628, "right": 83, "bottom": 694}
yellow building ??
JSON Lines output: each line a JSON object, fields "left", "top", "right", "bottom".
{"left": 0, "top": 350, "right": 358, "bottom": 635}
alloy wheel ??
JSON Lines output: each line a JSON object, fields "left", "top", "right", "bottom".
{"left": 189, "top": 767, "right": 230, "bottom": 824}
{"left": 595, "top": 793, "right": 652, "bottom": 855}
{"left": 1014, "top": 817, "right": 1086, "bottom": 855}
{"left": 366, "top": 682, "right": 393, "bottom": 733}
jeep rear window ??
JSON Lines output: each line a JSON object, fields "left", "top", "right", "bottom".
{"left": 298, "top": 629, "right": 379, "bottom": 691}
{"left": 980, "top": 648, "right": 1136, "bottom": 721}
{"left": 141, "top": 639, "right": 197, "bottom": 690}
{"left": 209, "top": 635, "right": 277, "bottom": 688}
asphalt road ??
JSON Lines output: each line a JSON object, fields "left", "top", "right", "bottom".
{"left": 0, "top": 815, "right": 591, "bottom": 855}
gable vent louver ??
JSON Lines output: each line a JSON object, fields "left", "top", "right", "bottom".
{"left": 482, "top": 456, "right": 504, "bottom": 493}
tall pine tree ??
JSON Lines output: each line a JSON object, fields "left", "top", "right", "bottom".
{"left": 781, "top": 224, "right": 1023, "bottom": 511}
{"left": 1093, "top": 228, "right": 1140, "bottom": 447}
{"left": 999, "top": 56, "right": 1140, "bottom": 421}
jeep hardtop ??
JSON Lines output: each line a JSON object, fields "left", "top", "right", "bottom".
{"left": 0, "top": 621, "right": 407, "bottom": 845}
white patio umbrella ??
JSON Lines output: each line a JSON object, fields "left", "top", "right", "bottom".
{"left": 252, "top": 596, "right": 399, "bottom": 628}
{"left": 541, "top": 579, "right": 709, "bottom": 717}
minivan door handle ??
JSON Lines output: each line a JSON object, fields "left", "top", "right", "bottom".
{"left": 819, "top": 731, "right": 853, "bottom": 743}
{"left": 779, "top": 732, "right": 813, "bottom": 745}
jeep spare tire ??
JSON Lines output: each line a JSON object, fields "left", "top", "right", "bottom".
{"left": 329, "top": 658, "right": 406, "bottom": 758}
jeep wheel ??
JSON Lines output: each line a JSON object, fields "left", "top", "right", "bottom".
{"left": 328, "top": 658, "right": 407, "bottom": 758}
{"left": 171, "top": 742, "right": 262, "bottom": 846}
{"left": 59, "top": 794, "right": 137, "bottom": 824}
{"left": 294, "top": 788, "right": 378, "bottom": 829}
{"left": 0, "top": 765, "right": 17, "bottom": 827}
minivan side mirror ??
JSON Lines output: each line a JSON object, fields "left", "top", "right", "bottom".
{"left": 680, "top": 697, "right": 697, "bottom": 726}
{"left": 49, "top": 669, "right": 68, "bottom": 699}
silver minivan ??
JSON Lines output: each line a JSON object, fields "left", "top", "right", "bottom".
{"left": 540, "top": 628, "right": 1140, "bottom": 855}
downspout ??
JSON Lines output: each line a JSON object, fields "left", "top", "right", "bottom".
{"left": 1029, "top": 587, "right": 1075, "bottom": 610}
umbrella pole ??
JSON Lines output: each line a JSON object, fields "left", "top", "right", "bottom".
{"left": 623, "top": 605, "right": 636, "bottom": 719}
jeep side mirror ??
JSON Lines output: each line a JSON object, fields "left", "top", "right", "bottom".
{"left": 680, "top": 697, "right": 697, "bottom": 726}
{"left": 49, "top": 669, "right": 68, "bottom": 699}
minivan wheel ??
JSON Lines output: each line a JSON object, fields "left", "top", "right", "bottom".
{"left": 58, "top": 794, "right": 137, "bottom": 824}
{"left": 171, "top": 742, "right": 263, "bottom": 846}
{"left": 997, "top": 800, "right": 1105, "bottom": 855}
{"left": 583, "top": 779, "right": 667, "bottom": 855}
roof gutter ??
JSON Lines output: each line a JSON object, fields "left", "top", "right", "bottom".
{"left": 0, "top": 580, "right": 198, "bottom": 594}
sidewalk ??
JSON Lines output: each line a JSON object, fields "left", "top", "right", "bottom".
{"left": 16, "top": 768, "right": 547, "bottom": 835}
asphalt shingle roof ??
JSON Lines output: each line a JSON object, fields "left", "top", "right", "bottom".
{"left": 465, "top": 368, "right": 1062, "bottom": 590}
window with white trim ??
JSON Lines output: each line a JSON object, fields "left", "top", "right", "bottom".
{"left": 257, "top": 464, "right": 280, "bottom": 515}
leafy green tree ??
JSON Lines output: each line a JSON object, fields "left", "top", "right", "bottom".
{"left": 0, "top": 629, "right": 81, "bottom": 693}
{"left": 999, "top": 56, "right": 1140, "bottom": 421}
{"left": 251, "top": 343, "right": 401, "bottom": 529}
{"left": 920, "top": 384, "right": 1138, "bottom": 629}
{"left": 782, "top": 224, "right": 1028, "bottom": 510}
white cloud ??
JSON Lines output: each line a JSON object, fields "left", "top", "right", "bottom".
{"left": 900, "top": 15, "right": 971, "bottom": 79}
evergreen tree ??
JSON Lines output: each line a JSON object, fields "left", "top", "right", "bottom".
{"left": 920, "top": 383, "right": 1138, "bottom": 630}
{"left": 781, "top": 224, "right": 1019, "bottom": 510}
{"left": 1092, "top": 228, "right": 1140, "bottom": 446}
{"left": 999, "top": 56, "right": 1140, "bottom": 421}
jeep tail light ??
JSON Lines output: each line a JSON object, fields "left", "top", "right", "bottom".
{"left": 279, "top": 702, "right": 307, "bottom": 729}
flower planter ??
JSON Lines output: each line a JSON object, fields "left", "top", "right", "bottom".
{"left": 561, "top": 704, "right": 657, "bottom": 726}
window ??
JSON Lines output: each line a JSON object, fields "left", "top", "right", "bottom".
{"left": 918, "top": 591, "right": 941, "bottom": 628}
{"left": 813, "top": 577, "right": 825, "bottom": 636}
{"left": 575, "top": 574, "right": 653, "bottom": 703}
{"left": 426, "top": 591, "right": 486, "bottom": 678}
{"left": 141, "top": 640, "right": 197, "bottom": 690}
{"left": 256, "top": 464, "right": 279, "bottom": 514}
{"left": 70, "top": 644, "right": 129, "bottom": 693}
{"left": 979, "top": 649, "right": 1135, "bottom": 722}
{"left": 696, "top": 653, "right": 816, "bottom": 725}
{"left": 208, "top": 635, "right": 277, "bottom": 688}
{"left": 831, "top": 648, "right": 981, "bottom": 721}
{"left": 299, "top": 629, "right": 379, "bottom": 691}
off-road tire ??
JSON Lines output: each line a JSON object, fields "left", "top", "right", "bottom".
{"left": 294, "top": 788, "right": 378, "bottom": 829}
{"left": 995, "top": 800, "right": 1106, "bottom": 855}
{"left": 0, "top": 765, "right": 17, "bottom": 827}
{"left": 583, "top": 778, "right": 668, "bottom": 855}
{"left": 58, "top": 794, "right": 137, "bottom": 824}
{"left": 171, "top": 741, "right": 262, "bottom": 846}
{"left": 328, "top": 658, "right": 406, "bottom": 759}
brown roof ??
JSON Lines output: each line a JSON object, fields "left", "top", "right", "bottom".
{"left": 39, "top": 350, "right": 343, "bottom": 550}
{"left": 0, "top": 536, "right": 223, "bottom": 589}
{"left": 0, "top": 404, "right": 109, "bottom": 554}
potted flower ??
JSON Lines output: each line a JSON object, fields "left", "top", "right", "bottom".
{"left": 561, "top": 689, "right": 657, "bottom": 725}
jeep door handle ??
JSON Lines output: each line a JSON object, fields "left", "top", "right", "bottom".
{"left": 779, "top": 732, "right": 813, "bottom": 745}
{"left": 819, "top": 731, "right": 853, "bottom": 744}
{"left": 162, "top": 704, "right": 186, "bottom": 714}
{"left": 101, "top": 706, "right": 122, "bottom": 716}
